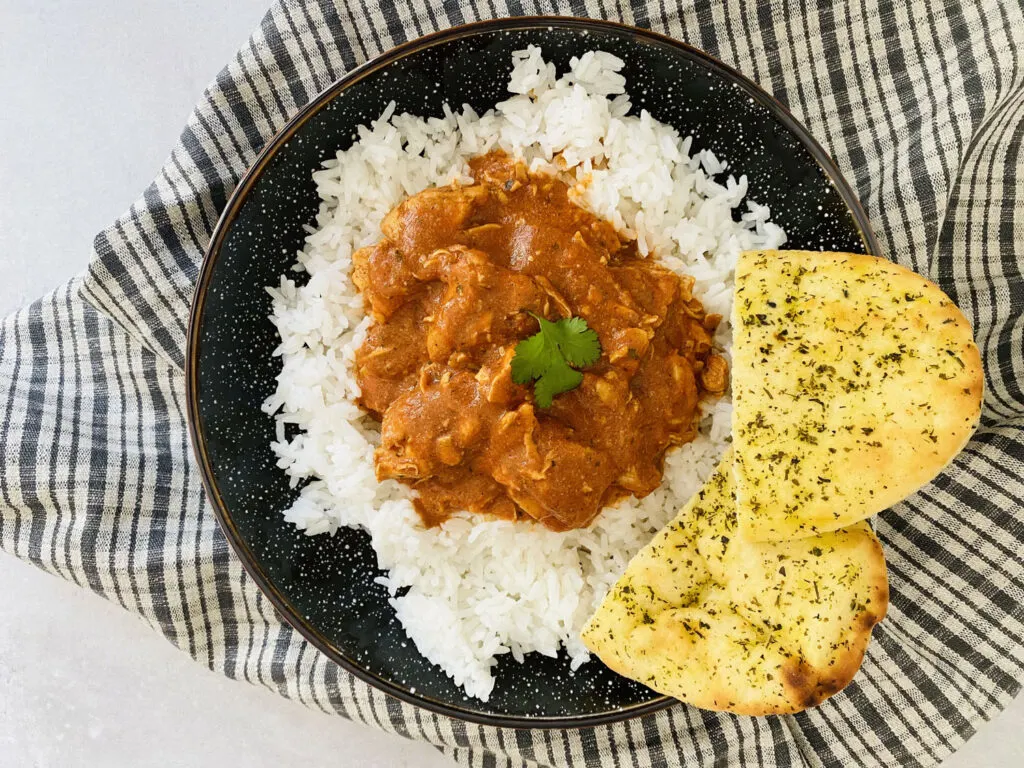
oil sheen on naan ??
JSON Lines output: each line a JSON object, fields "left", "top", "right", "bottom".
{"left": 581, "top": 451, "right": 888, "bottom": 715}
{"left": 732, "top": 250, "right": 983, "bottom": 542}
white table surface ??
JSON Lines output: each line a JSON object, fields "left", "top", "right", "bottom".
{"left": 0, "top": 2, "right": 1020, "bottom": 766}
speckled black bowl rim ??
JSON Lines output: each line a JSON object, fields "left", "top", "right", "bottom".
{"left": 186, "top": 15, "right": 880, "bottom": 730}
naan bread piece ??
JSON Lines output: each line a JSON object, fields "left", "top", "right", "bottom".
{"left": 581, "top": 451, "right": 888, "bottom": 715}
{"left": 732, "top": 250, "right": 983, "bottom": 541}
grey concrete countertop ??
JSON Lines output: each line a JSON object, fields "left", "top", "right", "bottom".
{"left": 0, "top": 2, "right": 1020, "bottom": 766}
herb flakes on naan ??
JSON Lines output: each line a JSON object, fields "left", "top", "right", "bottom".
{"left": 732, "top": 250, "right": 983, "bottom": 542}
{"left": 581, "top": 451, "right": 888, "bottom": 715}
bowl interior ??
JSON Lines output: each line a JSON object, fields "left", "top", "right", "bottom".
{"left": 190, "top": 18, "right": 874, "bottom": 726}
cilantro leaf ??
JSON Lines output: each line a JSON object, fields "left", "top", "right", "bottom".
{"left": 510, "top": 312, "right": 602, "bottom": 407}
{"left": 510, "top": 331, "right": 553, "bottom": 384}
{"left": 533, "top": 365, "right": 583, "bottom": 408}
{"left": 549, "top": 315, "right": 602, "bottom": 368}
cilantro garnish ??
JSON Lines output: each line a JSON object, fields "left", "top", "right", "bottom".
{"left": 510, "top": 312, "right": 602, "bottom": 407}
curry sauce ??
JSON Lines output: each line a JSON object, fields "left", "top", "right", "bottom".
{"left": 353, "top": 151, "right": 726, "bottom": 531}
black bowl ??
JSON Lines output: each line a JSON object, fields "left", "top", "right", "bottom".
{"left": 186, "top": 16, "right": 878, "bottom": 728}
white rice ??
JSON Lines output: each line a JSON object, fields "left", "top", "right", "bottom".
{"left": 263, "top": 47, "right": 786, "bottom": 701}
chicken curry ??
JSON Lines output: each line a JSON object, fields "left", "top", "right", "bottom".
{"left": 353, "top": 151, "right": 726, "bottom": 531}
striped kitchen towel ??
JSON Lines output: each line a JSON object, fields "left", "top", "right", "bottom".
{"left": 2, "top": 1, "right": 1023, "bottom": 766}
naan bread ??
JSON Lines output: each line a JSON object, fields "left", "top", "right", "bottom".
{"left": 732, "top": 250, "right": 983, "bottom": 541}
{"left": 581, "top": 452, "right": 888, "bottom": 715}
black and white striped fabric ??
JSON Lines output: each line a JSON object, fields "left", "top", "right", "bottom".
{"left": 2, "top": 1, "right": 1023, "bottom": 766}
